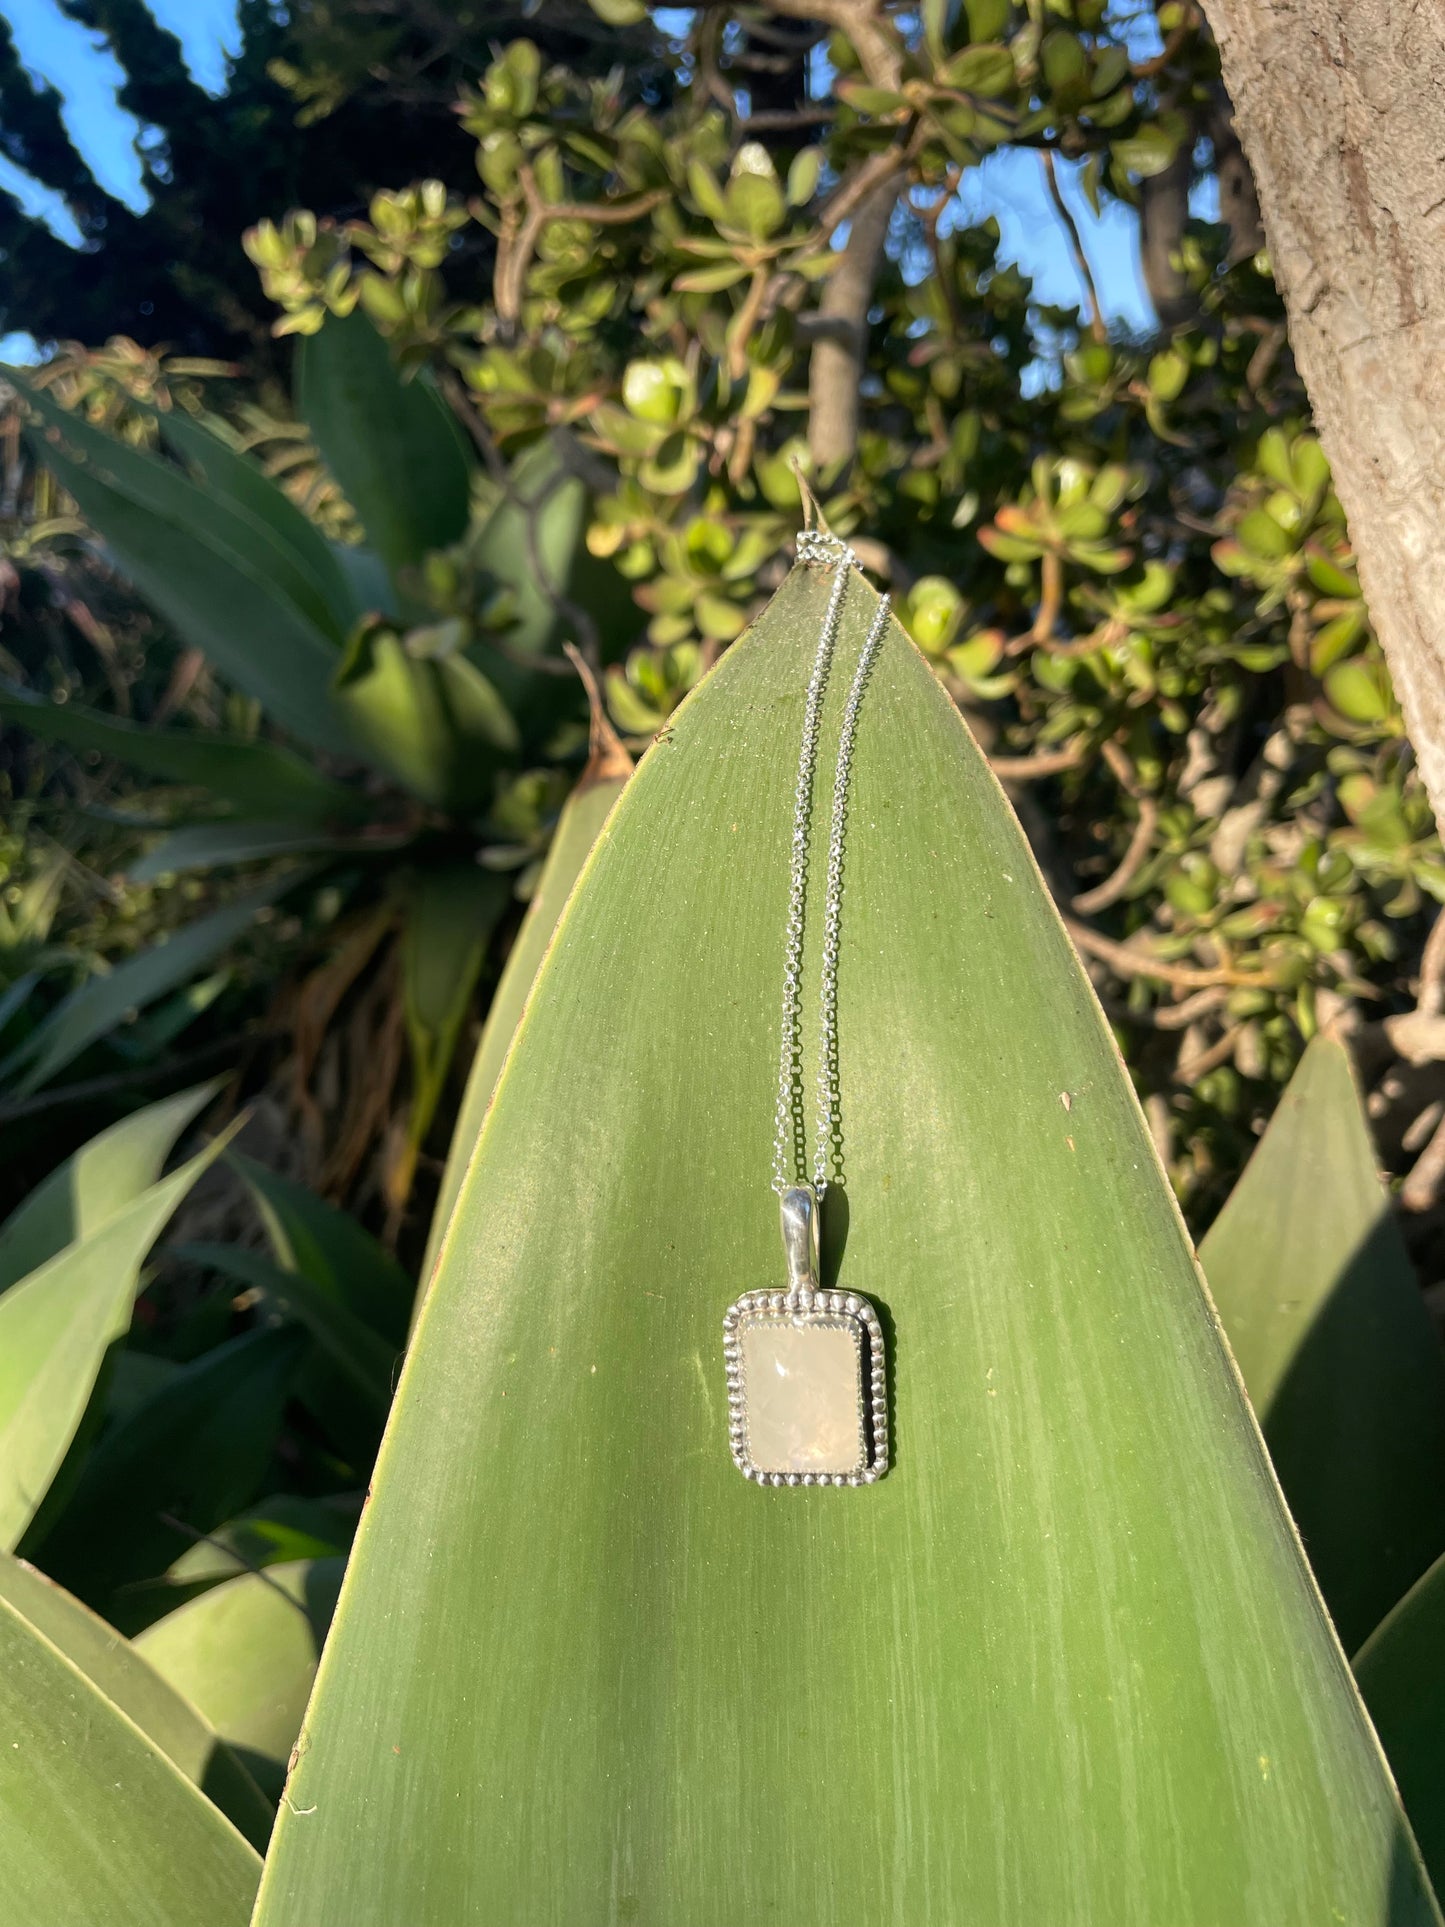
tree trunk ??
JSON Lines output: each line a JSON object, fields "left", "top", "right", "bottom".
{"left": 1197, "top": 0, "right": 1445, "bottom": 828}
{"left": 806, "top": 174, "right": 900, "bottom": 472}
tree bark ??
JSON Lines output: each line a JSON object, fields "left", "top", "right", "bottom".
{"left": 805, "top": 174, "right": 901, "bottom": 471}
{"left": 1197, "top": 0, "right": 1445, "bottom": 828}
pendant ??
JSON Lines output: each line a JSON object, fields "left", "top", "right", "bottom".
{"left": 724, "top": 1186, "right": 889, "bottom": 1486}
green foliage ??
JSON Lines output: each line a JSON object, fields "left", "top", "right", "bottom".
{"left": 5, "top": 10, "right": 1445, "bottom": 1911}
{"left": 133, "top": 1557, "right": 345, "bottom": 1805}
{"left": 0, "top": 1100, "right": 236, "bottom": 1548}
{"left": 203, "top": 4, "right": 1437, "bottom": 1223}
{"left": 0, "top": 1549, "right": 274, "bottom": 1849}
{"left": 254, "top": 562, "right": 1436, "bottom": 1925}
{"left": 1201, "top": 1036, "right": 1445, "bottom": 1653}
{"left": 0, "top": 1, "right": 643, "bottom": 362}
{"left": 1357, "top": 1553, "right": 1445, "bottom": 1896}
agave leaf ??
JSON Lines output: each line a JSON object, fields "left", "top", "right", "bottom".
{"left": 0, "top": 1590, "right": 261, "bottom": 1925}
{"left": 1356, "top": 1549, "right": 1445, "bottom": 1893}
{"left": 112, "top": 1496, "right": 357, "bottom": 1636}
{"left": 156, "top": 408, "right": 360, "bottom": 636}
{"left": 0, "top": 1549, "right": 274, "bottom": 1850}
{"left": 20, "top": 426, "right": 354, "bottom": 752}
{"left": 472, "top": 436, "right": 588, "bottom": 659}
{"left": 0, "top": 682, "right": 363, "bottom": 825}
{"left": 36, "top": 1328, "right": 307, "bottom": 1607}
{"left": 128, "top": 819, "right": 387, "bottom": 884}
{"left": 424, "top": 715, "right": 631, "bottom": 1277}
{"left": 331, "top": 626, "right": 517, "bottom": 811}
{"left": 181, "top": 1242, "right": 396, "bottom": 1417}
{"left": 16, "top": 384, "right": 373, "bottom": 764}
{"left": 232, "top": 1154, "right": 413, "bottom": 1346}
{"left": 1200, "top": 1034, "right": 1445, "bottom": 1653}
{"left": 395, "top": 863, "right": 511, "bottom": 1211}
{"left": 2, "top": 872, "right": 298, "bottom": 1095}
{"left": 0, "top": 1122, "right": 235, "bottom": 1550}
{"left": 296, "top": 312, "right": 472, "bottom": 585}
{"left": 16, "top": 376, "right": 346, "bottom": 644}
{"left": 109, "top": 973, "right": 234, "bottom": 1064}
{"left": 134, "top": 1557, "right": 345, "bottom": 1803}
{"left": 252, "top": 563, "right": 1438, "bottom": 1926}
{"left": 0, "top": 1081, "right": 219, "bottom": 1294}
{"left": 330, "top": 541, "right": 397, "bottom": 622}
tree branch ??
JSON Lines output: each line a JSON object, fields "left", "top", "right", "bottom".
{"left": 1041, "top": 151, "right": 1106, "bottom": 344}
{"left": 761, "top": 0, "right": 904, "bottom": 89}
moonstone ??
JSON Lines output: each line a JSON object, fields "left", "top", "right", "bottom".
{"left": 738, "top": 1312, "right": 866, "bottom": 1476}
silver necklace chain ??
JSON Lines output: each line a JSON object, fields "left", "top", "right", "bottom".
{"left": 771, "top": 532, "right": 891, "bottom": 1199}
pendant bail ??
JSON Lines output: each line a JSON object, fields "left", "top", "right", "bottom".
{"left": 780, "top": 1184, "right": 821, "bottom": 1299}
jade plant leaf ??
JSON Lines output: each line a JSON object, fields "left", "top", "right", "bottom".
{"left": 1200, "top": 1033, "right": 1445, "bottom": 1653}
{"left": 0, "top": 1550, "right": 274, "bottom": 1850}
{"left": 0, "top": 1589, "right": 261, "bottom": 1925}
{"left": 252, "top": 562, "right": 1438, "bottom": 1926}
{"left": 134, "top": 1557, "right": 345, "bottom": 1803}
{"left": 1356, "top": 1550, "right": 1445, "bottom": 1897}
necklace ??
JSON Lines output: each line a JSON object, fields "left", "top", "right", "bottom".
{"left": 724, "top": 531, "right": 892, "bottom": 1487}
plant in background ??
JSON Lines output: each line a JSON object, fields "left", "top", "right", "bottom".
{"left": 218, "top": 2, "right": 1445, "bottom": 1237}
{"left": 6, "top": 5, "right": 1445, "bottom": 1910}
{"left": 9, "top": 563, "right": 1445, "bottom": 1923}
{"left": 1, "top": 310, "right": 641, "bottom": 1231}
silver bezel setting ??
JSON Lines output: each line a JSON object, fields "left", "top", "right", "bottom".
{"left": 723, "top": 1287, "right": 889, "bottom": 1486}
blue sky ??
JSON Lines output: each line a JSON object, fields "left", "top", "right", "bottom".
{"left": 0, "top": 0, "right": 1161, "bottom": 357}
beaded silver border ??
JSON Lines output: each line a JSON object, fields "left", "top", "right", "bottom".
{"left": 723, "top": 1287, "right": 889, "bottom": 1486}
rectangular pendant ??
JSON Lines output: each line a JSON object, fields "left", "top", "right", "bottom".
{"left": 723, "top": 1289, "right": 888, "bottom": 1486}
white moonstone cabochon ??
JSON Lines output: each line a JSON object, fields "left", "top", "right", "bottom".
{"left": 738, "top": 1312, "right": 867, "bottom": 1476}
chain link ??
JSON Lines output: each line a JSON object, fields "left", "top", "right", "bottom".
{"left": 771, "top": 532, "right": 891, "bottom": 1198}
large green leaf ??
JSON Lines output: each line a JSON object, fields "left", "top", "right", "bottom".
{"left": 156, "top": 408, "right": 360, "bottom": 636}
{"left": 1200, "top": 1033, "right": 1445, "bottom": 1653}
{"left": 296, "top": 312, "right": 472, "bottom": 584}
{"left": 232, "top": 1154, "right": 413, "bottom": 1346}
{"left": 0, "top": 1590, "right": 261, "bottom": 1926}
{"left": 112, "top": 1495, "right": 356, "bottom": 1635}
{"left": 17, "top": 376, "right": 346, "bottom": 643}
{"left": 330, "top": 624, "right": 517, "bottom": 811}
{"left": 252, "top": 562, "right": 1437, "bottom": 1926}
{"left": 0, "top": 1124, "right": 234, "bottom": 1550}
{"left": 18, "top": 387, "right": 357, "bottom": 753}
{"left": 128, "top": 819, "right": 383, "bottom": 884}
{"left": 397, "top": 862, "right": 511, "bottom": 1208}
{"left": 134, "top": 1557, "right": 345, "bottom": 1802}
{"left": 1356, "top": 1550, "right": 1445, "bottom": 1896}
{"left": 0, "top": 1550, "right": 274, "bottom": 1850}
{"left": 37, "top": 1327, "right": 306, "bottom": 1606}
{"left": 425, "top": 732, "right": 631, "bottom": 1277}
{"left": 2, "top": 872, "right": 297, "bottom": 1095}
{"left": 0, "top": 682, "right": 363, "bottom": 825}
{"left": 182, "top": 1242, "right": 396, "bottom": 1417}
{"left": 473, "top": 435, "right": 588, "bottom": 657}
{"left": 0, "top": 1081, "right": 218, "bottom": 1293}
{"left": 466, "top": 436, "right": 601, "bottom": 747}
